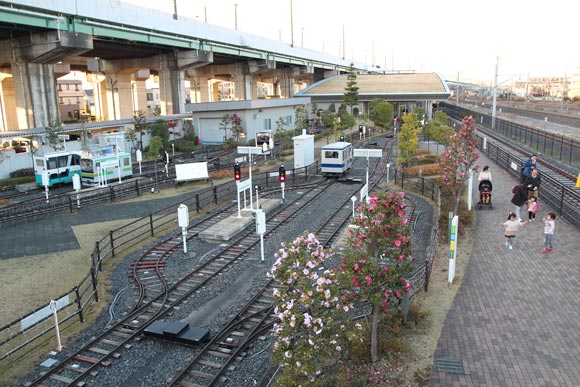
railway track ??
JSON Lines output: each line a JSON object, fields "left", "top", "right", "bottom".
{"left": 446, "top": 113, "right": 580, "bottom": 229}
{"left": 168, "top": 140, "right": 397, "bottom": 387}
{"left": 22, "top": 137, "right": 397, "bottom": 387}
{"left": 23, "top": 179, "right": 341, "bottom": 387}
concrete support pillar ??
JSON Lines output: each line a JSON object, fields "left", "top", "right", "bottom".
{"left": 158, "top": 54, "right": 186, "bottom": 115}
{"left": 28, "top": 63, "right": 59, "bottom": 127}
{"left": 102, "top": 73, "right": 121, "bottom": 121}
{"left": 116, "top": 72, "right": 134, "bottom": 118}
{"left": 244, "top": 74, "right": 253, "bottom": 101}
{"left": 0, "top": 72, "right": 16, "bottom": 132}
{"left": 10, "top": 62, "right": 59, "bottom": 129}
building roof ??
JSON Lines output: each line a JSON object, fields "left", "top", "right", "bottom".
{"left": 297, "top": 72, "right": 451, "bottom": 101}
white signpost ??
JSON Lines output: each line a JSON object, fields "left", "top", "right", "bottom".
{"left": 448, "top": 215, "right": 459, "bottom": 284}
{"left": 41, "top": 171, "right": 49, "bottom": 202}
{"left": 237, "top": 146, "right": 263, "bottom": 210}
{"left": 353, "top": 149, "right": 383, "bottom": 202}
{"left": 177, "top": 204, "right": 189, "bottom": 253}
{"left": 72, "top": 173, "right": 81, "bottom": 209}
{"left": 136, "top": 149, "right": 143, "bottom": 174}
{"left": 256, "top": 209, "right": 266, "bottom": 262}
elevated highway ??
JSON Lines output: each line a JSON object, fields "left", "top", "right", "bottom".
{"left": 0, "top": 0, "right": 372, "bottom": 131}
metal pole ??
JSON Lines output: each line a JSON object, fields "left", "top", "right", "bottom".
{"left": 260, "top": 232, "right": 264, "bottom": 262}
{"left": 50, "top": 300, "right": 63, "bottom": 352}
{"left": 491, "top": 56, "right": 499, "bottom": 130}
{"left": 236, "top": 181, "right": 241, "bottom": 218}
{"left": 255, "top": 185, "right": 260, "bottom": 209}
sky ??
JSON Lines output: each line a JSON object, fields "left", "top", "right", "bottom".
{"left": 121, "top": 0, "right": 579, "bottom": 85}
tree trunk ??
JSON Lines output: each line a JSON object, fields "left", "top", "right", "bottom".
{"left": 371, "top": 304, "right": 379, "bottom": 363}
{"left": 454, "top": 186, "right": 463, "bottom": 215}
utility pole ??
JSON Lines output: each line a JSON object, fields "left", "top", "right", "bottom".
{"left": 290, "top": 0, "right": 294, "bottom": 47}
{"left": 491, "top": 56, "right": 499, "bottom": 130}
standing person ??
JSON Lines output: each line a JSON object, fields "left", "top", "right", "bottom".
{"left": 526, "top": 196, "right": 539, "bottom": 222}
{"left": 542, "top": 213, "right": 556, "bottom": 253}
{"left": 525, "top": 168, "right": 541, "bottom": 199}
{"left": 478, "top": 165, "right": 492, "bottom": 182}
{"left": 501, "top": 212, "right": 526, "bottom": 250}
{"left": 510, "top": 184, "right": 528, "bottom": 222}
{"left": 521, "top": 154, "right": 538, "bottom": 183}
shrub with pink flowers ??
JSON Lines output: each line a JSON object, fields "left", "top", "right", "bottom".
{"left": 268, "top": 232, "right": 363, "bottom": 386}
{"left": 438, "top": 115, "right": 479, "bottom": 214}
{"left": 337, "top": 190, "right": 415, "bottom": 363}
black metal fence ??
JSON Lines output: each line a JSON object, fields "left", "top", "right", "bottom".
{"left": 0, "top": 162, "right": 318, "bottom": 365}
{"left": 440, "top": 102, "right": 580, "bottom": 168}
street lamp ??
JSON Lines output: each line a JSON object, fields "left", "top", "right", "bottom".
{"left": 234, "top": 3, "right": 238, "bottom": 30}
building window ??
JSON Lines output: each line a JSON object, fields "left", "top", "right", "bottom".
{"left": 264, "top": 119, "right": 272, "bottom": 130}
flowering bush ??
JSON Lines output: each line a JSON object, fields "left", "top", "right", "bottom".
{"left": 269, "top": 232, "right": 363, "bottom": 386}
{"left": 439, "top": 115, "right": 479, "bottom": 214}
{"left": 337, "top": 191, "right": 415, "bottom": 363}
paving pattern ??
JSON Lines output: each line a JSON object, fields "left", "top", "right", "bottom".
{"left": 429, "top": 152, "right": 580, "bottom": 386}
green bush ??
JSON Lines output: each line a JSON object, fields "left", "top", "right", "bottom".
{"left": 10, "top": 168, "right": 34, "bottom": 178}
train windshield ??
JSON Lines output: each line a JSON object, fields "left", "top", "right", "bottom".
{"left": 47, "top": 156, "right": 69, "bottom": 170}
{"left": 80, "top": 159, "right": 94, "bottom": 173}
{"left": 325, "top": 151, "right": 339, "bottom": 159}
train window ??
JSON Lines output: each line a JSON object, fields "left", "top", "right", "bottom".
{"left": 123, "top": 157, "right": 130, "bottom": 166}
{"left": 47, "top": 158, "right": 58, "bottom": 170}
{"left": 325, "top": 151, "right": 339, "bottom": 159}
{"left": 35, "top": 159, "right": 45, "bottom": 168}
{"left": 71, "top": 154, "right": 80, "bottom": 166}
{"left": 80, "top": 159, "right": 93, "bottom": 173}
{"left": 58, "top": 156, "right": 68, "bottom": 168}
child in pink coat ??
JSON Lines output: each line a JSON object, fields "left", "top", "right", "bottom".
{"left": 526, "top": 197, "right": 539, "bottom": 222}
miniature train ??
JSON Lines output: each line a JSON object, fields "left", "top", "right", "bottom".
{"left": 80, "top": 145, "right": 133, "bottom": 187}
{"left": 33, "top": 151, "right": 82, "bottom": 187}
{"left": 34, "top": 146, "right": 134, "bottom": 188}
{"left": 320, "top": 141, "right": 353, "bottom": 176}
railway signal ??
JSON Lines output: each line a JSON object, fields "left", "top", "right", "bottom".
{"left": 339, "top": 134, "right": 345, "bottom": 142}
{"left": 234, "top": 163, "right": 241, "bottom": 181}
{"left": 278, "top": 165, "right": 286, "bottom": 182}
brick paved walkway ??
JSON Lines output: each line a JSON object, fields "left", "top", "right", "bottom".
{"left": 429, "top": 152, "right": 580, "bottom": 386}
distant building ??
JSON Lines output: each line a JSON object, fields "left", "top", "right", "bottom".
{"left": 57, "top": 79, "right": 85, "bottom": 120}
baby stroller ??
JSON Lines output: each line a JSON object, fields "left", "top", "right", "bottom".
{"left": 477, "top": 180, "right": 493, "bottom": 209}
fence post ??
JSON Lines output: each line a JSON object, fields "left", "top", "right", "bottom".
{"left": 149, "top": 214, "right": 154, "bottom": 237}
{"left": 213, "top": 186, "right": 218, "bottom": 205}
{"left": 195, "top": 194, "right": 201, "bottom": 212}
{"left": 95, "top": 241, "right": 102, "bottom": 272}
{"left": 110, "top": 186, "right": 115, "bottom": 202}
{"left": 91, "top": 267, "right": 99, "bottom": 302}
{"left": 136, "top": 180, "right": 140, "bottom": 196}
{"left": 110, "top": 230, "right": 115, "bottom": 258}
{"left": 75, "top": 286, "right": 84, "bottom": 323}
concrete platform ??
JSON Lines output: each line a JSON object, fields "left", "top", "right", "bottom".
{"left": 199, "top": 198, "right": 282, "bottom": 242}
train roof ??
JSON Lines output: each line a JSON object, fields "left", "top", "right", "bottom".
{"left": 321, "top": 141, "right": 352, "bottom": 150}
{"left": 34, "top": 150, "right": 81, "bottom": 157}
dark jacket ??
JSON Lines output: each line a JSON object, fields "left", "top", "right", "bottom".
{"left": 511, "top": 184, "right": 528, "bottom": 206}
{"left": 526, "top": 173, "right": 541, "bottom": 191}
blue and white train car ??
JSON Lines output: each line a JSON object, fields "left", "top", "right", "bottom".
{"left": 320, "top": 141, "right": 353, "bottom": 176}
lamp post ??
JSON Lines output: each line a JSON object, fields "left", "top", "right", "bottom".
{"left": 234, "top": 3, "right": 238, "bottom": 30}
{"left": 290, "top": 0, "right": 294, "bottom": 47}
